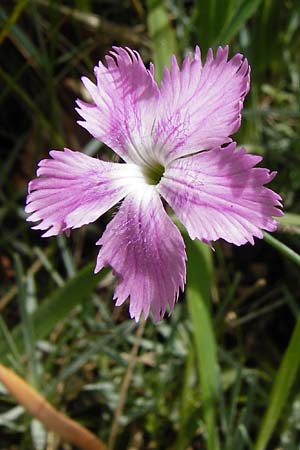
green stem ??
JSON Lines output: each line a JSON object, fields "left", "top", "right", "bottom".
{"left": 263, "top": 232, "right": 300, "bottom": 266}
{"left": 254, "top": 316, "right": 300, "bottom": 450}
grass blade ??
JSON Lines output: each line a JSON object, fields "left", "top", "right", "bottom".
{"left": 254, "top": 316, "right": 300, "bottom": 450}
{"left": 279, "top": 212, "right": 300, "bottom": 227}
{"left": 175, "top": 343, "right": 198, "bottom": 450}
{"left": 0, "top": 66, "right": 63, "bottom": 147}
{"left": 186, "top": 238, "right": 220, "bottom": 450}
{"left": 264, "top": 232, "right": 300, "bottom": 266}
{"left": 14, "top": 255, "right": 39, "bottom": 385}
{"left": 192, "top": 0, "right": 217, "bottom": 51}
{"left": 0, "top": 0, "right": 28, "bottom": 45}
{"left": 0, "top": 264, "right": 109, "bottom": 358}
{"left": 0, "top": 316, "right": 23, "bottom": 374}
{"left": 146, "top": 0, "right": 178, "bottom": 82}
{"left": 216, "top": 0, "right": 263, "bottom": 45}
{"left": 34, "top": 247, "right": 64, "bottom": 287}
{"left": 57, "top": 235, "right": 76, "bottom": 277}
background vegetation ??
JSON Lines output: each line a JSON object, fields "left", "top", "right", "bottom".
{"left": 0, "top": 0, "right": 300, "bottom": 449}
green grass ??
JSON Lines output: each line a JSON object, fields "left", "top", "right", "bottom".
{"left": 1, "top": 0, "right": 300, "bottom": 449}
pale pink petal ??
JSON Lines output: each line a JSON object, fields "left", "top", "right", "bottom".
{"left": 155, "top": 46, "right": 250, "bottom": 164}
{"left": 25, "top": 148, "right": 145, "bottom": 237}
{"left": 76, "top": 47, "right": 160, "bottom": 165}
{"left": 95, "top": 187, "right": 186, "bottom": 321}
{"left": 158, "top": 143, "right": 283, "bottom": 246}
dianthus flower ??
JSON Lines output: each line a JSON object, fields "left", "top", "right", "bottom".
{"left": 25, "top": 46, "right": 282, "bottom": 321}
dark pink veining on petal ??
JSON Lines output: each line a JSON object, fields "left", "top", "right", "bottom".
{"left": 95, "top": 188, "right": 186, "bottom": 321}
{"left": 25, "top": 46, "right": 283, "bottom": 321}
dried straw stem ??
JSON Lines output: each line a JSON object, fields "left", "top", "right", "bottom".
{"left": 0, "top": 363, "right": 107, "bottom": 450}
{"left": 108, "top": 319, "right": 146, "bottom": 449}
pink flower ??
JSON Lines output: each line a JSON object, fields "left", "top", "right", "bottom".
{"left": 25, "top": 46, "right": 283, "bottom": 321}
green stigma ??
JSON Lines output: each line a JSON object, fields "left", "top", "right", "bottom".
{"left": 142, "top": 162, "right": 165, "bottom": 185}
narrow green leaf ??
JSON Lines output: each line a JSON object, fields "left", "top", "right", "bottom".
{"left": 30, "top": 418, "right": 47, "bottom": 450}
{"left": 186, "top": 238, "right": 220, "bottom": 450}
{"left": 34, "top": 247, "right": 64, "bottom": 287}
{"left": 264, "top": 232, "right": 300, "bottom": 266}
{"left": 0, "top": 6, "right": 41, "bottom": 66}
{"left": 250, "top": 0, "right": 283, "bottom": 74}
{"left": 74, "top": 0, "right": 92, "bottom": 11}
{"left": 13, "top": 254, "right": 35, "bottom": 361}
{"left": 57, "top": 235, "right": 76, "bottom": 277}
{"left": 279, "top": 212, "right": 300, "bottom": 227}
{"left": 0, "top": 66, "right": 63, "bottom": 147}
{"left": 55, "top": 321, "right": 134, "bottom": 385}
{"left": 82, "top": 138, "right": 103, "bottom": 156}
{"left": 30, "top": 264, "right": 107, "bottom": 343}
{"left": 0, "top": 0, "right": 29, "bottom": 44}
{"left": 0, "top": 133, "right": 26, "bottom": 187}
{"left": 192, "top": 0, "right": 216, "bottom": 51}
{"left": 216, "top": 0, "right": 263, "bottom": 45}
{"left": 175, "top": 343, "right": 196, "bottom": 450}
{"left": 0, "top": 264, "right": 109, "bottom": 358}
{"left": 215, "top": 0, "right": 239, "bottom": 32}
{"left": 254, "top": 316, "right": 300, "bottom": 450}
{"left": 0, "top": 316, "right": 23, "bottom": 374}
{"left": 13, "top": 255, "right": 41, "bottom": 387}
{"left": 0, "top": 405, "right": 25, "bottom": 428}
{"left": 225, "top": 368, "right": 243, "bottom": 449}
{"left": 192, "top": 0, "right": 238, "bottom": 52}
{"left": 147, "top": 0, "right": 178, "bottom": 82}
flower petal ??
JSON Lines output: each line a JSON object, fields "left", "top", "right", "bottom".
{"left": 95, "top": 187, "right": 186, "bottom": 321}
{"left": 76, "top": 47, "right": 160, "bottom": 165}
{"left": 158, "top": 143, "right": 283, "bottom": 246}
{"left": 25, "top": 148, "right": 145, "bottom": 237}
{"left": 155, "top": 46, "right": 250, "bottom": 164}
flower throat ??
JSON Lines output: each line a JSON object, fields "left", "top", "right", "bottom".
{"left": 142, "top": 162, "right": 165, "bottom": 185}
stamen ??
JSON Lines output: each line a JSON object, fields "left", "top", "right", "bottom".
{"left": 142, "top": 162, "right": 165, "bottom": 185}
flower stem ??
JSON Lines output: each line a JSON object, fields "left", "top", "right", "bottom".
{"left": 263, "top": 232, "right": 300, "bottom": 266}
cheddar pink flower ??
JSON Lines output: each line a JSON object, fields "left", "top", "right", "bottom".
{"left": 25, "top": 46, "right": 282, "bottom": 321}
